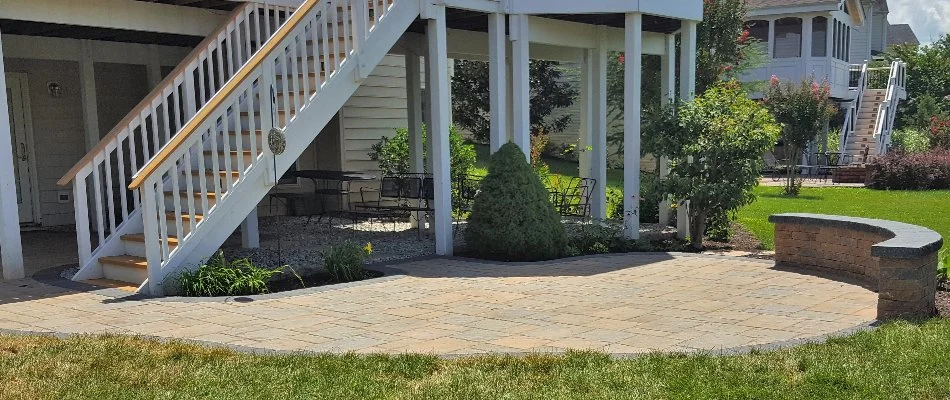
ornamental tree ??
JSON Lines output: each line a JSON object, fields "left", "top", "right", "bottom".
{"left": 652, "top": 81, "right": 780, "bottom": 249}
{"left": 762, "top": 76, "right": 837, "bottom": 196}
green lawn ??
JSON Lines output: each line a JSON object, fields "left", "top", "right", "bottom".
{"left": 2, "top": 319, "right": 950, "bottom": 399}
{"left": 472, "top": 144, "right": 623, "bottom": 188}
{"left": 738, "top": 186, "right": 950, "bottom": 250}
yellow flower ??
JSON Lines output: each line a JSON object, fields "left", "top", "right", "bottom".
{"left": 363, "top": 242, "right": 373, "bottom": 255}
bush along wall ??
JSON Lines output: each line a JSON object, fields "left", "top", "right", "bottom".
{"left": 867, "top": 149, "right": 950, "bottom": 190}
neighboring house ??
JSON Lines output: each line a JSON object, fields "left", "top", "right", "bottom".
{"left": 884, "top": 23, "right": 919, "bottom": 49}
{"left": 741, "top": 0, "right": 916, "bottom": 162}
{"left": 0, "top": 0, "right": 705, "bottom": 294}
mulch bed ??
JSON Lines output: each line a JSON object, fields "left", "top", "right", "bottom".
{"left": 267, "top": 269, "right": 384, "bottom": 294}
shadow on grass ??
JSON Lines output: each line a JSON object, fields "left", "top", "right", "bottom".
{"left": 758, "top": 193, "right": 825, "bottom": 201}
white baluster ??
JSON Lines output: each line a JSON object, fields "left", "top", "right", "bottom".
{"left": 73, "top": 169, "right": 92, "bottom": 268}
{"left": 103, "top": 150, "right": 117, "bottom": 234}
{"left": 91, "top": 157, "right": 106, "bottom": 245}
{"left": 141, "top": 179, "right": 164, "bottom": 295}
{"left": 116, "top": 133, "right": 130, "bottom": 221}
{"left": 183, "top": 148, "right": 198, "bottom": 234}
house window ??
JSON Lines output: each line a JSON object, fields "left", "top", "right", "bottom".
{"left": 812, "top": 17, "right": 828, "bottom": 57}
{"left": 773, "top": 18, "right": 802, "bottom": 58}
{"left": 745, "top": 20, "right": 770, "bottom": 54}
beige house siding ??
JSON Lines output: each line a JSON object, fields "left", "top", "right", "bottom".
{"left": 4, "top": 59, "right": 85, "bottom": 226}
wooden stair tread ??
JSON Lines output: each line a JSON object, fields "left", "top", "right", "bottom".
{"left": 121, "top": 233, "right": 179, "bottom": 246}
{"left": 187, "top": 170, "right": 241, "bottom": 176}
{"left": 82, "top": 279, "right": 139, "bottom": 292}
{"left": 166, "top": 212, "right": 204, "bottom": 221}
{"left": 203, "top": 150, "right": 256, "bottom": 155}
{"left": 99, "top": 255, "right": 147, "bottom": 269}
{"left": 165, "top": 191, "right": 218, "bottom": 198}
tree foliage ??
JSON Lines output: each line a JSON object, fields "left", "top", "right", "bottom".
{"left": 465, "top": 143, "right": 567, "bottom": 261}
{"left": 762, "top": 77, "right": 836, "bottom": 196}
{"left": 884, "top": 36, "right": 950, "bottom": 129}
{"left": 368, "top": 125, "right": 476, "bottom": 181}
{"left": 653, "top": 81, "right": 780, "bottom": 249}
{"left": 451, "top": 59, "right": 578, "bottom": 143}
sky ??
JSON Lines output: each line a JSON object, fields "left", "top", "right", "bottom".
{"left": 887, "top": 0, "right": 950, "bottom": 45}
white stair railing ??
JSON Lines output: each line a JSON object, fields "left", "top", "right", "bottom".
{"left": 873, "top": 60, "right": 908, "bottom": 155}
{"left": 127, "top": 0, "right": 396, "bottom": 294}
{"left": 57, "top": 2, "right": 296, "bottom": 276}
{"left": 839, "top": 62, "right": 868, "bottom": 162}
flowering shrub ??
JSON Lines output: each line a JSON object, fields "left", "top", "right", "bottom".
{"left": 762, "top": 77, "right": 837, "bottom": 195}
{"left": 867, "top": 149, "right": 950, "bottom": 190}
{"left": 929, "top": 115, "right": 950, "bottom": 149}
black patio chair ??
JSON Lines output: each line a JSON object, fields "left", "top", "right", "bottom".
{"left": 555, "top": 178, "right": 596, "bottom": 219}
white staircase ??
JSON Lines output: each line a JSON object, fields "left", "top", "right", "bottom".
{"left": 58, "top": 0, "right": 419, "bottom": 295}
{"left": 839, "top": 60, "right": 907, "bottom": 163}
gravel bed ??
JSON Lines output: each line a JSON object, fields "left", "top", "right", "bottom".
{"left": 220, "top": 216, "right": 436, "bottom": 273}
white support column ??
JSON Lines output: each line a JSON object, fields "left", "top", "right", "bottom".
{"left": 488, "top": 13, "right": 508, "bottom": 154}
{"left": 590, "top": 44, "right": 608, "bottom": 221}
{"left": 578, "top": 50, "right": 593, "bottom": 181}
{"left": 803, "top": 17, "right": 813, "bottom": 62}
{"left": 0, "top": 32, "right": 25, "bottom": 280}
{"left": 423, "top": 45, "right": 434, "bottom": 175}
{"left": 509, "top": 14, "right": 531, "bottom": 160}
{"left": 623, "top": 13, "right": 643, "bottom": 239}
{"left": 767, "top": 18, "right": 775, "bottom": 60}
{"left": 677, "top": 21, "right": 698, "bottom": 239}
{"left": 658, "top": 34, "right": 675, "bottom": 227}
{"left": 406, "top": 52, "right": 424, "bottom": 229}
{"left": 79, "top": 40, "right": 100, "bottom": 151}
{"left": 241, "top": 208, "right": 260, "bottom": 249}
{"left": 426, "top": 6, "right": 453, "bottom": 256}
{"left": 406, "top": 53, "right": 424, "bottom": 174}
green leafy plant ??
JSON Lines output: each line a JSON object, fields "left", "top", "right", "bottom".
{"left": 653, "top": 81, "right": 780, "bottom": 249}
{"left": 891, "top": 128, "right": 933, "bottom": 154}
{"left": 465, "top": 143, "right": 567, "bottom": 261}
{"left": 322, "top": 241, "right": 373, "bottom": 283}
{"left": 763, "top": 77, "right": 837, "bottom": 196}
{"left": 565, "top": 223, "right": 629, "bottom": 256}
{"left": 368, "top": 125, "right": 476, "bottom": 182}
{"left": 937, "top": 248, "right": 949, "bottom": 283}
{"left": 175, "top": 251, "right": 292, "bottom": 297}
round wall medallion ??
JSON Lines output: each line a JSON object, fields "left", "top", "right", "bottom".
{"left": 267, "top": 127, "right": 286, "bottom": 155}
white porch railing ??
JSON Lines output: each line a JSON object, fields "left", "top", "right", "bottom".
{"left": 127, "top": 0, "right": 396, "bottom": 293}
{"left": 57, "top": 2, "right": 296, "bottom": 274}
{"left": 839, "top": 62, "right": 868, "bottom": 162}
{"left": 873, "top": 60, "right": 908, "bottom": 155}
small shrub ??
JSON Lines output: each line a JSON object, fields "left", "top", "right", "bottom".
{"left": 175, "top": 251, "right": 287, "bottom": 297}
{"left": 322, "top": 241, "right": 372, "bottom": 283}
{"left": 891, "top": 128, "right": 932, "bottom": 154}
{"left": 465, "top": 143, "right": 567, "bottom": 261}
{"left": 368, "top": 125, "right": 476, "bottom": 182}
{"left": 867, "top": 149, "right": 950, "bottom": 190}
{"left": 705, "top": 211, "right": 732, "bottom": 243}
{"left": 566, "top": 223, "right": 628, "bottom": 256}
{"left": 604, "top": 173, "right": 662, "bottom": 223}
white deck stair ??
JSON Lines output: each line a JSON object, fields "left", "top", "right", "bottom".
{"left": 58, "top": 0, "right": 420, "bottom": 295}
{"left": 839, "top": 60, "right": 907, "bottom": 163}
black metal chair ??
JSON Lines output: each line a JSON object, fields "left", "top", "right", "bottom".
{"left": 454, "top": 174, "right": 482, "bottom": 232}
{"left": 554, "top": 178, "right": 596, "bottom": 219}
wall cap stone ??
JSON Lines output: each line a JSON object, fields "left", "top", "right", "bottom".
{"left": 768, "top": 213, "right": 943, "bottom": 259}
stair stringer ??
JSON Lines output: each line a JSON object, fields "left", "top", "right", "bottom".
{"left": 144, "top": 0, "right": 423, "bottom": 294}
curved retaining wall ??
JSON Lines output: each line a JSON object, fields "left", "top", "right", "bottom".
{"left": 769, "top": 213, "right": 943, "bottom": 319}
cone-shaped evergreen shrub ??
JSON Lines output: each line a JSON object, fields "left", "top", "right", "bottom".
{"left": 465, "top": 143, "right": 566, "bottom": 261}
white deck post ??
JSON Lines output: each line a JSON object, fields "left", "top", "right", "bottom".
{"left": 658, "top": 34, "right": 675, "bottom": 227}
{"left": 241, "top": 208, "right": 260, "bottom": 249}
{"left": 406, "top": 52, "right": 424, "bottom": 228}
{"left": 426, "top": 5, "right": 453, "bottom": 255}
{"left": 0, "top": 32, "right": 25, "bottom": 280}
{"left": 488, "top": 13, "right": 508, "bottom": 154}
{"left": 677, "top": 20, "right": 698, "bottom": 239}
{"left": 578, "top": 49, "right": 593, "bottom": 183}
{"left": 510, "top": 14, "right": 531, "bottom": 160}
{"left": 623, "top": 13, "right": 643, "bottom": 239}
{"left": 590, "top": 44, "right": 608, "bottom": 221}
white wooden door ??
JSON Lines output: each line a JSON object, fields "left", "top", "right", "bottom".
{"left": 5, "top": 74, "right": 36, "bottom": 224}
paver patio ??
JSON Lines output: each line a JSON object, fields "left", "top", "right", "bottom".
{"left": 0, "top": 254, "right": 877, "bottom": 355}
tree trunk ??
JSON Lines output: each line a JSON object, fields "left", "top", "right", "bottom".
{"left": 689, "top": 210, "right": 707, "bottom": 250}
{"left": 785, "top": 144, "right": 799, "bottom": 195}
